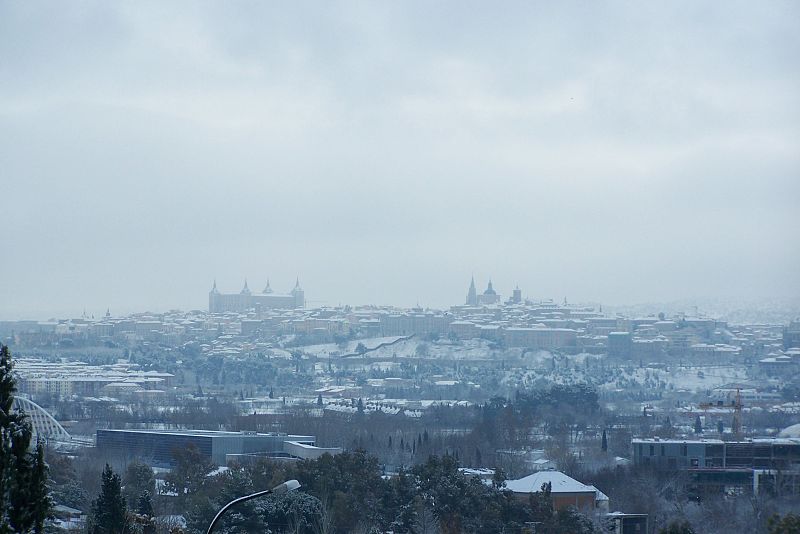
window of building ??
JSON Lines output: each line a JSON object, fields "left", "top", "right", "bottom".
{"left": 690, "top": 458, "right": 699, "bottom": 467}
{"left": 682, "top": 444, "right": 688, "bottom": 456}
{"left": 661, "top": 445, "right": 665, "bottom": 456}
{"left": 649, "top": 445, "right": 655, "bottom": 456}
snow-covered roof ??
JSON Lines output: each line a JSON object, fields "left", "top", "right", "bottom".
{"left": 505, "top": 471, "right": 599, "bottom": 495}
{"left": 779, "top": 423, "right": 800, "bottom": 439}
{"left": 53, "top": 504, "right": 84, "bottom": 515}
{"left": 588, "top": 486, "right": 609, "bottom": 501}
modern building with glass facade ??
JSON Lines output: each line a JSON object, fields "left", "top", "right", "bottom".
{"left": 632, "top": 438, "right": 800, "bottom": 495}
{"left": 96, "top": 429, "right": 322, "bottom": 466}
{"left": 632, "top": 438, "right": 800, "bottom": 470}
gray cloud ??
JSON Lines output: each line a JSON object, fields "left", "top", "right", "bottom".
{"left": 1, "top": 1, "right": 798, "bottom": 318}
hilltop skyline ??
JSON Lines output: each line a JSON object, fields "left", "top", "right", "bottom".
{"left": 4, "top": 274, "right": 800, "bottom": 324}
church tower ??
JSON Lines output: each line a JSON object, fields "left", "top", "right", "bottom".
{"left": 291, "top": 277, "right": 305, "bottom": 308}
{"left": 466, "top": 276, "right": 478, "bottom": 306}
{"left": 209, "top": 279, "right": 220, "bottom": 313}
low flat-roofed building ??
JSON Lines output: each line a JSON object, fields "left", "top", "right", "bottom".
{"left": 604, "top": 512, "right": 648, "bottom": 534}
{"left": 96, "top": 429, "right": 320, "bottom": 466}
{"left": 281, "top": 441, "right": 342, "bottom": 460}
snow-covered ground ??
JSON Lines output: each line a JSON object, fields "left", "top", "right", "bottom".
{"left": 299, "top": 337, "right": 756, "bottom": 396}
{"left": 504, "top": 358, "right": 749, "bottom": 393}
{"left": 365, "top": 338, "right": 505, "bottom": 360}
{"left": 299, "top": 336, "right": 513, "bottom": 361}
{"left": 299, "top": 336, "right": 406, "bottom": 358}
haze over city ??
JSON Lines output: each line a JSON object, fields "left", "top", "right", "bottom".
{"left": 4, "top": 3, "right": 800, "bottom": 533}
{"left": 2, "top": 1, "right": 799, "bottom": 319}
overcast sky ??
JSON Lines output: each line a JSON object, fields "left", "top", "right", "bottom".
{"left": 1, "top": 1, "right": 798, "bottom": 319}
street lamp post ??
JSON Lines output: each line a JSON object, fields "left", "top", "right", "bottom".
{"left": 206, "top": 479, "right": 301, "bottom": 534}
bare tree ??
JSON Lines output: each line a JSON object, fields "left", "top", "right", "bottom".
{"left": 313, "top": 495, "right": 334, "bottom": 534}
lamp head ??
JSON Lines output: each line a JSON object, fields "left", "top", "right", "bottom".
{"left": 272, "top": 479, "right": 301, "bottom": 494}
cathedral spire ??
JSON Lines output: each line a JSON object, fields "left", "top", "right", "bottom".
{"left": 263, "top": 278, "right": 273, "bottom": 294}
{"left": 241, "top": 278, "right": 251, "bottom": 295}
{"left": 292, "top": 277, "right": 305, "bottom": 308}
{"left": 466, "top": 275, "right": 478, "bottom": 305}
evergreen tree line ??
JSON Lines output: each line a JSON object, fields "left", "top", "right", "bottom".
{"left": 108, "top": 446, "right": 601, "bottom": 534}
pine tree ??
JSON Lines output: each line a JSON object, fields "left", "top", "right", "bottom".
{"left": 90, "top": 464, "right": 128, "bottom": 534}
{"left": 136, "top": 491, "right": 153, "bottom": 516}
{"left": 135, "top": 492, "right": 155, "bottom": 534}
{"left": 1, "top": 345, "right": 50, "bottom": 534}
{"left": 122, "top": 460, "right": 155, "bottom": 508}
{"left": 30, "top": 440, "right": 50, "bottom": 534}
{"left": 0, "top": 343, "right": 21, "bottom": 534}
{"left": 601, "top": 429, "right": 608, "bottom": 452}
{"left": 491, "top": 467, "right": 506, "bottom": 489}
{"left": 694, "top": 415, "right": 703, "bottom": 434}
{"left": 317, "top": 393, "right": 323, "bottom": 406}
{"left": 529, "top": 482, "right": 554, "bottom": 526}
